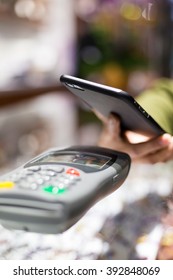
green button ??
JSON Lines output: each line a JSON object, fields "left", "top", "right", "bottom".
{"left": 42, "top": 185, "right": 66, "bottom": 195}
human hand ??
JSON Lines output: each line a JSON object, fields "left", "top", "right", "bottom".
{"left": 97, "top": 112, "right": 173, "bottom": 164}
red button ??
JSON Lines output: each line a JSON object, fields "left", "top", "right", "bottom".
{"left": 66, "top": 168, "right": 80, "bottom": 176}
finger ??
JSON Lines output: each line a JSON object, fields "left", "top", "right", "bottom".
{"left": 97, "top": 114, "right": 124, "bottom": 150}
{"left": 107, "top": 113, "right": 121, "bottom": 139}
{"left": 125, "top": 130, "right": 150, "bottom": 143}
{"left": 99, "top": 113, "right": 122, "bottom": 142}
{"left": 137, "top": 146, "right": 172, "bottom": 164}
{"left": 130, "top": 133, "right": 172, "bottom": 159}
{"left": 134, "top": 137, "right": 173, "bottom": 164}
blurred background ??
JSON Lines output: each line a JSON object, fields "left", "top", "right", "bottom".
{"left": 0, "top": 0, "right": 173, "bottom": 260}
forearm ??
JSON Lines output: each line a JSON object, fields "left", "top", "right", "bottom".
{"left": 136, "top": 78, "right": 173, "bottom": 135}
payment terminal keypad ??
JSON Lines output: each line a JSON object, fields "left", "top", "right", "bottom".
{"left": 0, "top": 166, "right": 81, "bottom": 196}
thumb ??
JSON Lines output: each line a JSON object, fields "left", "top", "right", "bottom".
{"left": 107, "top": 113, "right": 121, "bottom": 140}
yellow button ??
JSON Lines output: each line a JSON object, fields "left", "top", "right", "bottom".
{"left": 0, "top": 181, "right": 14, "bottom": 189}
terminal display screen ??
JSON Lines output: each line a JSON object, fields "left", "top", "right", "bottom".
{"left": 29, "top": 153, "right": 111, "bottom": 169}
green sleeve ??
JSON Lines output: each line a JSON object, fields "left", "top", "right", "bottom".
{"left": 136, "top": 78, "right": 173, "bottom": 135}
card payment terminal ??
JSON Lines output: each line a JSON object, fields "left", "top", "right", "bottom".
{"left": 0, "top": 146, "right": 130, "bottom": 234}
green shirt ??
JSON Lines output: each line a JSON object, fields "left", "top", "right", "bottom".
{"left": 136, "top": 79, "right": 173, "bottom": 135}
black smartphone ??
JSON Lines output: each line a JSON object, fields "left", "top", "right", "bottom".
{"left": 60, "top": 75, "right": 165, "bottom": 137}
